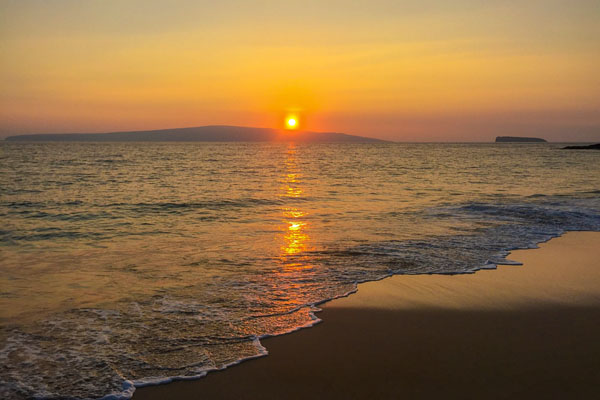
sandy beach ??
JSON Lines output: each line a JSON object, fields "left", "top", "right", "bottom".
{"left": 134, "top": 231, "right": 600, "bottom": 399}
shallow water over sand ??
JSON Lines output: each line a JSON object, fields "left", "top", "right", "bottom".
{"left": 1, "top": 142, "right": 599, "bottom": 399}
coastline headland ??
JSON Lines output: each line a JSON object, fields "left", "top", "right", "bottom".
{"left": 563, "top": 143, "right": 600, "bottom": 150}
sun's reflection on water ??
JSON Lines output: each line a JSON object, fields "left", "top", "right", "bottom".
{"left": 279, "top": 144, "right": 312, "bottom": 263}
{"left": 237, "top": 144, "right": 318, "bottom": 320}
{"left": 282, "top": 208, "right": 309, "bottom": 256}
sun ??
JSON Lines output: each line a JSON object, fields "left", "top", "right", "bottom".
{"left": 285, "top": 117, "right": 298, "bottom": 129}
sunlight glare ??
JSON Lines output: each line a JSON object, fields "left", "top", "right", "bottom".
{"left": 286, "top": 117, "right": 297, "bottom": 129}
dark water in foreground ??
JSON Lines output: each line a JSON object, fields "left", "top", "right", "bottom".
{"left": 1, "top": 142, "right": 599, "bottom": 399}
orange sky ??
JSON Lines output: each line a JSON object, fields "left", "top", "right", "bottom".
{"left": 1, "top": 0, "right": 599, "bottom": 141}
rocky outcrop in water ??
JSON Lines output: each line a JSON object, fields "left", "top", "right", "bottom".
{"left": 495, "top": 136, "right": 547, "bottom": 143}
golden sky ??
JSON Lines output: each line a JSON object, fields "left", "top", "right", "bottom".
{"left": 1, "top": 0, "right": 599, "bottom": 141}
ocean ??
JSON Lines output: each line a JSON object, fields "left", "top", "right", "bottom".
{"left": 1, "top": 142, "right": 599, "bottom": 399}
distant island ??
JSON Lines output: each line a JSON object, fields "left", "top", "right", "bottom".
{"left": 562, "top": 143, "right": 600, "bottom": 150}
{"left": 495, "top": 136, "right": 547, "bottom": 143}
{"left": 4, "top": 125, "right": 388, "bottom": 143}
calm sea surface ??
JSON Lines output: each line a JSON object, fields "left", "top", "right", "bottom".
{"left": 1, "top": 142, "right": 599, "bottom": 399}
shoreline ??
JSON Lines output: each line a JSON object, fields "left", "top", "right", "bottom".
{"left": 134, "top": 231, "right": 600, "bottom": 399}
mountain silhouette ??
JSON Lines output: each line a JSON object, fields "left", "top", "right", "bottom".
{"left": 4, "top": 125, "right": 388, "bottom": 143}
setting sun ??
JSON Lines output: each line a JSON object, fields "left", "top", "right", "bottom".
{"left": 286, "top": 117, "right": 298, "bottom": 129}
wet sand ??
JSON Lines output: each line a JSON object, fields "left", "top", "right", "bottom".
{"left": 134, "top": 232, "right": 600, "bottom": 399}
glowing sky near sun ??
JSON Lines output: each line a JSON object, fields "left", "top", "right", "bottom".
{"left": 1, "top": 0, "right": 599, "bottom": 141}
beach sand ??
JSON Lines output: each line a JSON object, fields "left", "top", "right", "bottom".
{"left": 134, "top": 232, "right": 600, "bottom": 399}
